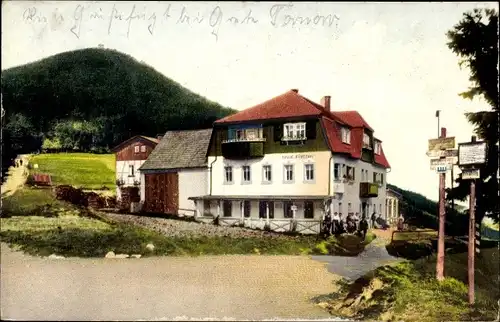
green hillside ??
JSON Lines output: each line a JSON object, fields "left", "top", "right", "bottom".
{"left": 1, "top": 48, "right": 236, "bottom": 179}
{"left": 388, "top": 183, "right": 469, "bottom": 236}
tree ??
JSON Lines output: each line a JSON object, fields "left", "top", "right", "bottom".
{"left": 446, "top": 8, "right": 499, "bottom": 223}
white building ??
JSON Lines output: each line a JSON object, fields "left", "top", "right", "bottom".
{"left": 111, "top": 135, "right": 160, "bottom": 201}
{"left": 188, "top": 89, "right": 391, "bottom": 234}
{"left": 139, "top": 129, "right": 212, "bottom": 217}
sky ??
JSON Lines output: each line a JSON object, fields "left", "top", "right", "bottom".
{"left": 2, "top": 1, "right": 498, "bottom": 203}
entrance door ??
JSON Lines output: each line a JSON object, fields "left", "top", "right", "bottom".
{"left": 362, "top": 202, "right": 367, "bottom": 218}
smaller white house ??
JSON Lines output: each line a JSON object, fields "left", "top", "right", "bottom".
{"left": 138, "top": 129, "right": 212, "bottom": 217}
{"left": 111, "top": 135, "right": 160, "bottom": 201}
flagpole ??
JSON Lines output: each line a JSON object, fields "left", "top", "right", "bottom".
{"left": 436, "top": 110, "right": 440, "bottom": 137}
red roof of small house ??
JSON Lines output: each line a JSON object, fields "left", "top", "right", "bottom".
{"left": 110, "top": 135, "right": 160, "bottom": 152}
{"left": 214, "top": 89, "right": 390, "bottom": 168}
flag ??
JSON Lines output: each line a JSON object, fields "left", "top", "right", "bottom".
{"left": 435, "top": 110, "right": 440, "bottom": 117}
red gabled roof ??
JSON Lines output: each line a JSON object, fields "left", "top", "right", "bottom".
{"left": 111, "top": 135, "right": 159, "bottom": 152}
{"left": 215, "top": 90, "right": 323, "bottom": 124}
{"left": 331, "top": 111, "right": 373, "bottom": 131}
{"left": 215, "top": 89, "right": 389, "bottom": 168}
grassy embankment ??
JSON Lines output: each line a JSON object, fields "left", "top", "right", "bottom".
{"left": 29, "top": 153, "right": 116, "bottom": 191}
{"left": 317, "top": 229, "right": 500, "bottom": 321}
{"left": 1, "top": 153, "right": 376, "bottom": 257}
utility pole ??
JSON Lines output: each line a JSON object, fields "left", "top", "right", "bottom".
{"left": 468, "top": 178, "right": 476, "bottom": 304}
{"left": 436, "top": 127, "right": 447, "bottom": 281}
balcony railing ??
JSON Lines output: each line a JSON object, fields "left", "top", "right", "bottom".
{"left": 222, "top": 137, "right": 266, "bottom": 144}
{"left": 282, "top": 135, "right": 307, "bottom": 141}
{"left": 360, "top": 182, "right": 379, "bottom": 198}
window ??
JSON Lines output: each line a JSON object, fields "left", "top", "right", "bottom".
{"left": 380, "top": 173, "right": 384, "bottom": 184}
{"left": 259, "top": 201, "right": 274, "bottom": 218}
{"left": 374, "top": 141, "right": 381, "bottom": 155}
{"left": 224, "top": 166, "right": 233, "bottom": 183}
{"left": 262, "top": 165, "right": 272, "bottom": 183}
{"left": 140, "top": 145, "right": 146, "bottom": 152}
{"left": 304, "top": 164, "right": 314, "bottom": 182}
{"left": 304, "top": 201, "right": 314, "bottom": 218}
{"left": 334, "top": 163, "right": 341, "bottom": 180}
{"left": 345, "top": 166, "right": 355, "bottom": 180}
{"left": 284, "top": 164, "right": 294, "bottom": 183}
{"left": 373, "top": 172, "right": 377, "bottom": 183}
{"left": 341, "top": 127, "right": 351, "bottom": 144}
{"left": 338, "top": 202, "right": 343, "bottom": 214}
{"left": 284, "top": 201, "right": 293, "bottom": 218}
{"left": 363, "top": 133, "right": 371, "bottom": 148}
{"left": 373, "top": 172, "right": 384, "bottom": 184}
{"left": 243, "top": 200, "right": 251, "bottom": 218}
{"left": 242, "top": 166, "right": 251, "bottom": 183}
{"left": 203, "top": 200, "right": 211, "bottom": 216}
{"left": 223, "top": 200, "right": 232, "bottom": 217}
{"left": 379, "top": 204, "right": 382, "bottom": 214}
{"left": 128, "top": 165, "right": 134, "bottom": 177}
{"left": 348, "top": 203, "right": 352, "bottom": 213}
{"left": 283, "top": 122, "right": 306, "bottom": 140}
{"left": 134, "top": 146, "right": 140, "bottom": 153}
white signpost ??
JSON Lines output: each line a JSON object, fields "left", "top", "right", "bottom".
{"left": 426, "top": 149, "right": 458, "bottom": 158}
{"left": 457, "top": 137, "right": 487, "bottom": 305}
{"left": 430, "top": 158, "right": 455, "bottom": 171}
{"left": 458, "top": 141, "right": 487, "bottom": 166}
{"left": 462, "top": 168, "right": 480, "bottom": 180}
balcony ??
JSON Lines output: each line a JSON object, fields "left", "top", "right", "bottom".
{"left": 360, "top": 182, "right": 378, "bottom": 198}
{"left": 333, "top": 181, "right": 345, "bottom": 194}
{"left": 221, "top": 141, "right": 264, "bottom": 159}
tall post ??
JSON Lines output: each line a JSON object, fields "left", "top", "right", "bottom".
{"left": 468, "top": 180, "right": 476, "bottom": 305}
{"left": 436, "top": 127, "right": 447, "bottom": 281}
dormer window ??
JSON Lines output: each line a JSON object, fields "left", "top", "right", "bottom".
{"left": 374, "top": 141, "right": 381, "bottom": 155}
{"left": 282, "top": 122, "right": 306, "bottom": 141}
{"left": 363, "top": 133, "right": 371, "bottom": 149}
{"left": 341, "top": 127, "right": 351, "bottom": 144}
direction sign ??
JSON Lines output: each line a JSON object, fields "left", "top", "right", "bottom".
{"left": 461, "top": 168, "right": 480, "bottom": 180}
{"left": 426, "top": 149, "right": 458, "bottom": 158}
{"left": 458, "top": 141, "right": 487, "bottom": 166}
{"left": 428, "top": 137, "right": 456, "bottom": 152}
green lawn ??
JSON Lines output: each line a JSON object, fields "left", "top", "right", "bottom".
{"left": 29, "top": 153, "right": 115, "bottom": 190}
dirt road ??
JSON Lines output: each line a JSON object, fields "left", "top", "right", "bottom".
{"left": 1, "top": 155, "right": 29, "bottom": 199}
{"left": 0, "top": 243, "right": 344, "bottom": 321}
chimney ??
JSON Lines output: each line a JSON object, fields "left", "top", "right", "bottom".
{"left": 320, "top": 96, "right": 331, "bottom": 111}
{"left": 291, "top": 89, "right": 298, "bottom": 93}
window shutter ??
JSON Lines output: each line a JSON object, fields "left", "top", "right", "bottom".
{"left": 274, "top": 124, "right": 282, "bottom": 142}
{"left": 306, "top": 120, "right": 316, "bottom": 139}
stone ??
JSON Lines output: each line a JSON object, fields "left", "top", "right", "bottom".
{"left": 105, "top": 251, "right": 115, "bottom": 258}
{"left": 145, "top": 243, "right": 155, "bottom": 251}
{"left": 115, "top": 254, "right": 130, "bottom": 259}
{"left": 48, "top": 254, "right": 64, "bottom": 259}
{"left": 131, "top": 254, "right": 142, "bottom": 258}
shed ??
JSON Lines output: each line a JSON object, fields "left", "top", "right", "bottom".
{"left": 139, "top": 128, "right": 212, "bottom": 216}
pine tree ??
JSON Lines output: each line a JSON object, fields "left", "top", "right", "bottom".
{"left": 446, "top": 8, "right": 499, "bottom": 223}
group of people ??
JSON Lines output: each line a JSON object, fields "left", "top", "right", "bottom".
{"left": 322, "top": 211, "right": 389, "bottom": 239}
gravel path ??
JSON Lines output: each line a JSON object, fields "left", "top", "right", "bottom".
{"left": 102, "top": 212, "right": 302, "bottom": 239}
{"left": 0, "top": 243, "right": 343, "bottom": 321}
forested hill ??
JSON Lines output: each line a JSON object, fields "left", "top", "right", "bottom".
{"left": 1, "top": 48, "right": 236, "bottom": 153}
{"left": 387, "top": 183, "right": 469, "bottom": 235}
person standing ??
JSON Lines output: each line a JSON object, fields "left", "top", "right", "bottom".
{"left": 332, "top": 212, "right": 340, "bottom": 235}
{"left": 371, "top": 211, "right": 377, "bottom": 229}
{"left": 397, "top": 214, "right": 405, "bottom": 231}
